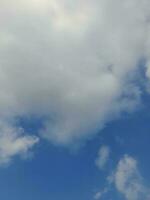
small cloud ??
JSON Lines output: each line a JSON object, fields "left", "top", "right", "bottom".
{"left": 95, "top": 145, "right": 110, "bottom": 170}
{"left": 94, "top": 188, "right": 108, "bottom": 200}
{"left": 0, "top": 121, "right": 39, "bottom": 166}
{"left": 94, "top": 191, "right": 103, "bottom": 200}
{"left": 94, "top": 155, "right": 150, "bottom": 200}
{"left": 95, "top": 155, "right": 150, "bottom": 200}
{"left": 113, "top": 155, "right": 150, "bottom": 200}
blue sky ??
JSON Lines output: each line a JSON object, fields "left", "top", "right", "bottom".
{"left": 1, "top": 1, "right": 150, "bottom": 200}
{"left": 0, "top": 94, "right": 150, "bottom": 200}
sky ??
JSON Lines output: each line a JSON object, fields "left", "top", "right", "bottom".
{"left": 0, "top": 0, "right": 150, "bottom": 200}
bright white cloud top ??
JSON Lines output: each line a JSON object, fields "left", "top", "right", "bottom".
{"left": 0, "top": 0, "right": 150, "bottom": 162}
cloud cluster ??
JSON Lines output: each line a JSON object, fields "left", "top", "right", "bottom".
{"left": 0, "top": 0, "right": 150, "bottom": 161}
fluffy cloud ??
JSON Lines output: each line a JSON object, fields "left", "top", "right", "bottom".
{"left": 95, "top": 145, "right": 110, "bottom": 170}
{"left": 0, "top": 121, "right": 39, "bottom": 165}
{"left": 0, "top": 0, "right": 150, "bottom": 148}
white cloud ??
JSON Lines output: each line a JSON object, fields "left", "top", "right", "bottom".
{"left": 94, "top": 155, "right": 150, "bottom": 200}
{"left": 0, "top": 121, "right": 39, "bottom": 165}
{"left": 113, "top": 155, "right": 150, "bottom": 200}
{"left": 95, "top": 145, "right": 110, "bottom": 170}
{"left": 0, "top": 0, "right": 150, "bottom": 147}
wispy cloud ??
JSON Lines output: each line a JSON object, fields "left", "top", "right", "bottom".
{"left": 95, "top": 145, "right": 110, "bottom": 170}
{"left": 0, "top": 121, "right": 39, "bottom": 165}
{"left": 94, "top": 188, "right": 108, "bottom": 200}
{"left": 113, "top": 155, "right": 150, "bottom": 200}
{"left": 94, "top": 155, "right": 150, "bottom": 200}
